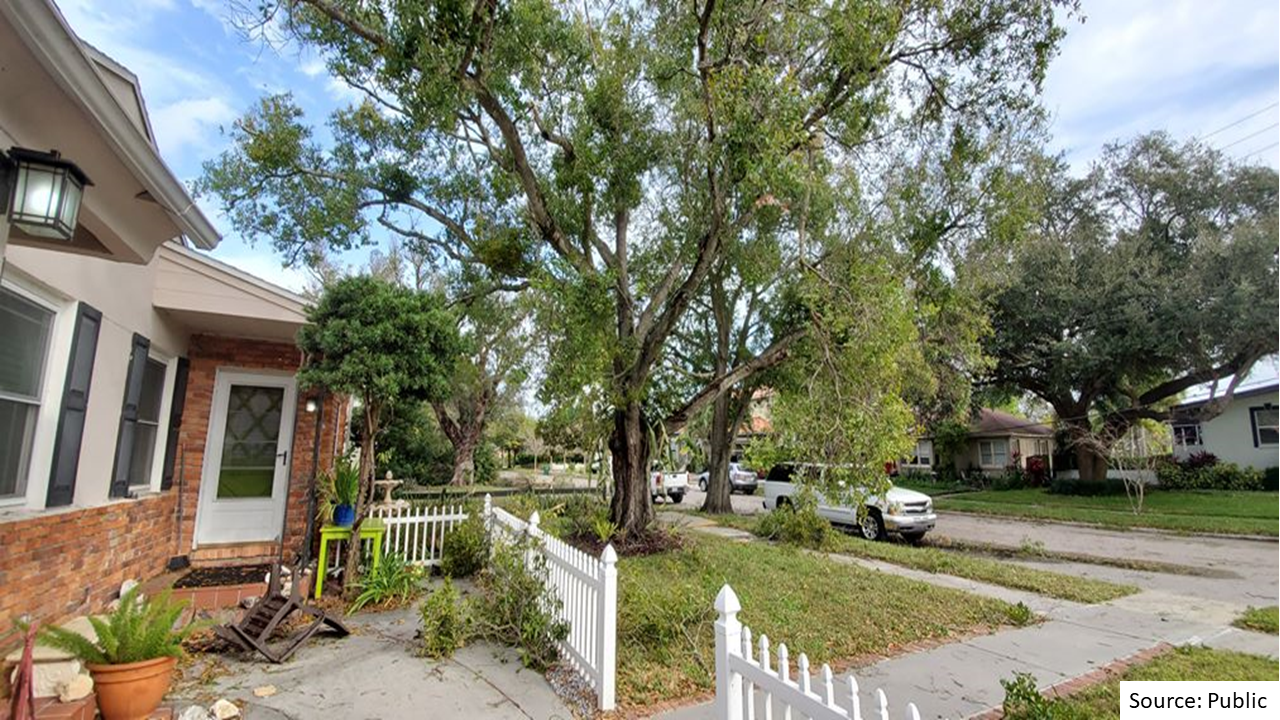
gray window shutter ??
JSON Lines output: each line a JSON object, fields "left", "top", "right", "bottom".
{"left": 159, "top": 357, "right": 189, "bottom": 491}
{"left": 109, "top": 333, "right": 150, "bottom": 498}
{"left": 46, "top": 303, "right": 102, "bottom": 507}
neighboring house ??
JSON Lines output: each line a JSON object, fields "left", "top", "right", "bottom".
{"left": 1169, "top": 383, "right": 1279, "bottom": 471}
{"left": 0, "top": 1, "right": 346, "bottom": 635}
{"left": 906, "top": 409, "right": 1055, "bottom": 476}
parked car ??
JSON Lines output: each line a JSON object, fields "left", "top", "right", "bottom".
{"left": 650, "top": 468, "right": 688, "bottom": 503}
{"left": 762, "top": 463, "right": 936, "bottom": 542}
{"left": 693, "top": 463, "right": 759, "bottom": 494}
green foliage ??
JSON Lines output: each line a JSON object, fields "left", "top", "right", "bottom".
{"left": 441, "top": 512, "right": 490, "bottom": 579}
{"left": 931, "top": 419, "right": 971, "bottom": 482}
{"left": 370, "top": 401, "right": 455, "bottom": 485}
{"left": 325, "top": 456, "right": 360, "bottom": 506}
{"left": 472, "top": 540, "right": 568, "bottom": 672}
{"left": 419, "top": 578, "right": 471, "bottom": 659}
{"left": 1001, "top": 672, "right": 1053, "bottom": 720}
{"left": 1233, "top": 606, "right": 1279, "bottom": 635}
{"left": 297, "top": 276, "right": 459, "bottom": 409}
{"left": 348, "top": 552, "right": 424, "bottom": 614}
{"left": 37, "top": 587, "right": 194, "bottom": 665}
{"left": 754, "top": 488, "right": 835, "bottom": 550}
{"left": 1157, "top": 461, "right": 1266, "bottom": 491}
{"left": 980, "top": 133, "right": 1279, "bottom": 464}
{"left": 1005, "top": 602, "right": 1035, "bottom": 627}
{"left": 472, "top": 442, "right": 498, "bottom": 485}
{"left": 1048, "top": 476, "right": 1129, "bottom": 496}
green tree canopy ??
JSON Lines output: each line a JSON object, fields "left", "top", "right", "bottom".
{"left": 977, "top": 133, "right": 1279, "bottom": 480}
{"left": 202, "top": 0, "right": 1075, "bottom": 533}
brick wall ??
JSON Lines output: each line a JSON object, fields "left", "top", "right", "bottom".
{"left": 0, "top": 333, "right": 348, "bottom": 640}
{"left": 175, "top": 334, "right": 347, "bottom": 561}
{"left": 0, "top": 493, "right": 177, "bottom": 640}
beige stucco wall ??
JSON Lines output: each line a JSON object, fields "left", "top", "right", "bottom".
{"left": 2, "top": 245, "right": 191, "bottom": 509}
{"left": 945, "top": 435, "right": 1054, "bottom": 475}
{"left": 1174, "top": 395, "right": 1279, "bottom": 470}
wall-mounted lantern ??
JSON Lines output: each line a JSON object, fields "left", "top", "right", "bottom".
{"left": 1, "top": 147, "right": 93, "bottom": 241}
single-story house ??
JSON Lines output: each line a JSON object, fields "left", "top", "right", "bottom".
{"left": 904, "top": 409, "right": 1055, "bottom": 476}
{"left": 1169, "top": 383, "right": 1278, "bottom": 471}
{"left": 0, "top": 0, "right": 346, "bottom": 637}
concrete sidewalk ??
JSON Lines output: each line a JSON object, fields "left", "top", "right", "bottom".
{"left": 654, "top": 512, "right": 1279, "bottom": 720}
{"left": 175, "top": 597, "right": 572, "bottom": 720}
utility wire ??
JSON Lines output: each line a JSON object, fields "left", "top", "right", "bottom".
{"left": 1243, "top": 141, "right": 1279, "bottom": 160}
{"left": 1217, "top": 122, "right": 1279, "bottom": 151}
{"left": 1199, "top": 102, "right": 1279, "bottom": 141}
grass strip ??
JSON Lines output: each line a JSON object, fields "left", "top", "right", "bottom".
{"left": 925, "top": 537, "right": 1226, "bottom": 578}
{"left": 616, "top": 534, "right": 1018, "bottom": 708}
{"left": 1010, "top": 647, "right": 1278, "bottom": 719}
{"left": 1233, "top": 606, "right": 1279, "bottom": 635}
{"left": 690, "top": 512, "right": 1138, "bottom": 604}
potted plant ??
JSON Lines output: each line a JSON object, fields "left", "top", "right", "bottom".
{"left": 324, "top": 457, "right": 360, "bottom": 527}
{"left": 38, "top": 587, "right": 195, "bottom": 720}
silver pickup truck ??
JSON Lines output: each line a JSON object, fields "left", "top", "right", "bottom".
{"left": 762, "top": 463, "right": 936, "bottom": 542}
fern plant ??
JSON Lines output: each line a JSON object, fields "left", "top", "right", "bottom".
{"left": 347, "top": 552, "right": 424, "bottom": 614}
{"left": 38, "top": 587, "right": 194, "bottom": 665}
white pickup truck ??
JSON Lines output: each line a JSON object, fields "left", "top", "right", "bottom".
{"left": 650, "top": 468, "right": 688, "bottom": 504}
{"left": 762, "top": 463, "right": 936, "bottom": 541}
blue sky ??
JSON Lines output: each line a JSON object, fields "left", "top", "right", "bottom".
{"left": 57, "top": 0, "right": 1280, "bottom": 295}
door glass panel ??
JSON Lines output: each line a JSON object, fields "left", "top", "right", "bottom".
{"left": 216, "top": 384, "right": 284, "bottom": 498}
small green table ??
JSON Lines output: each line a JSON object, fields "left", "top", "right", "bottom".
{"left": 314, "top": 518, "right": 386, "bottom": 599}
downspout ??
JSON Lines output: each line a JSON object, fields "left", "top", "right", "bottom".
{"left": 278, "top": 393, "right": 305, "bottom": 565}
{"left": 299, "top": 390, "right": 327, "bottom": 571}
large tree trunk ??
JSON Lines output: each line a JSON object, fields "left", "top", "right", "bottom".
{"left": 449, "top": 432, "right": 478, "bottom": 486}
{"left": 702, "top": 392, "right": 735, "bottom": 513}
{"left": 1062, "top": 416, "right": 1110, "bottom": 483}
{"left": 608, "top": 400, "right": 653, "bottom": 535}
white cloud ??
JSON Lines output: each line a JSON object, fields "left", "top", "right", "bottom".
{"left": 1044, "top": 0, "right": 1279, "bottom": 168}
{"left": 150, "top": 96, "right": 238, "bottom": 159}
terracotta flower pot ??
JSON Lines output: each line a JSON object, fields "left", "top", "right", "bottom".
{"left": 86, "top": 656, "right": 176, "bottom": 720}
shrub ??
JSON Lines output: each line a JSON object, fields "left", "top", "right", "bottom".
{"left": 755, "top": 488, "right": 835, "bottom": 550}
{"left": 442, "top": 512, "right": 489, "bottom": 578}
{"left": 1000, "top": 672, "right": 1053, "bottom": 720}
{"left": 991, "top": 466, "right": 1031, "bottom": 491}
{"left": 419, "top": 577, "right": 471, "bottom": 658}
{"left": 1025, "top": 456, "right": 1049, "bottom": 486}
{"left": 473, "top": 442, "right": 498, "bottom": 485}
{"left": 348, "top": 552, "right": 424, "bottom": 614}
{"left": 1005, "top": 601, "right": 1035, "bottom": 627}
{"left": 38, "top": 587, "right": 194, "bottom": 665}
{"left": 1049, "top": 476, "right": 1129, "bottom": 496}
{"left": 472, "top": 539, "right": 568, "bottom": 671}
{"left": 1182, "top": 451, "right": 1219, "bottom": 470}
{"left": 1265, "top": 467, "right": 1279, "bottom": 492}
{"left": 1157, "top": 460, "right": 1264, "bottom": 491}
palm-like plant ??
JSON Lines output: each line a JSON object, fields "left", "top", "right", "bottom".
{"left": 38, "top": 587, "right": 195, "bottom": 665}
{"left": 347, "top": 552, "right": 424, "bottom": 614}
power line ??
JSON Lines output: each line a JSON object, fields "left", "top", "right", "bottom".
{"left": 1200, "top": 102, "right": 1279, "bottom": 141}
{"left": 1243, "top": 141, "right": 1279, "bottom": 160}
{"left": 1217, "top": 122, "right": 1279, "bottom": 151}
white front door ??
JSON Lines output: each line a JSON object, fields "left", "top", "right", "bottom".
{"left": 195, "top": 370, "right": 297, "bottom": 545}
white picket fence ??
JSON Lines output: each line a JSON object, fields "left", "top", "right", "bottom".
{"left": 373, "top": 503, "right": 469, "bottom": 566}
{"left": 715, "top": 584, "right": 927, "bottom": 720}
{"left": 486, "top": 496, "right": 618, "bottom": 712}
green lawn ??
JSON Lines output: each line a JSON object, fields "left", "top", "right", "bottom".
{"left": 692, "top": 512, "right": 1137, "bottom": 604}
{"left": 892, "top": 476, "right": 975, "bottom": 495}
{"left": 617, "top": 535, "right": 1018, "bottom": 708}
{"left": 936, "top": 488, "right": 1279, "bottom": 536}
{"left": 1006, "top": 647, "right": 1278, "bottom": 719}
{"left": 1234, "top": 606, "right": 1279, "bottom": 635}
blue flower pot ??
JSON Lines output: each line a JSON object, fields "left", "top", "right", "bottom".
{"left": 334, "top": 503, "right": 355, "bottom": 527}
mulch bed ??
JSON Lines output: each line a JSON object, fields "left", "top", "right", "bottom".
{"left": 563, "top": 526, "right": 685, "bottom": 558}
{"left": 173, "top": 564, "right": 271, "bottom": 589}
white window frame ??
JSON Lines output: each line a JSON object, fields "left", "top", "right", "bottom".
{"left": 1172, "top": 423, "right": 1202, "bottom": 448}
{"left": 978, "top": 439, "right": 1009, "bottom": 469}
{"left": 904, "top": 439, "right": 933, "bottom": 467}
{"left": 1251, "top": 406, "right": 1278, "bottom": 448}
{"left": 129, "top": 351, "right": 177, "bottom": 494}
{"left": 0, "top": 274, "right": 73, "bottom": 509}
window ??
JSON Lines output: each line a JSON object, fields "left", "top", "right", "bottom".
{"left": 1251, "top": 407, "right": 1278, "bottom": 447}
{"left": 906, "top": 439, "right": 933, "bottom": 467}
{"left": 1172, "top": 423, "right": 1202, "bottom": 448}
{"left": 1033, "top": 438, "right": 1051, "bottom": 457}
{"left": 127, "top": 358, "right": 168, "bottom": 487}
{"left": 979, "top": 439, "right": 1009, "bottom": 468}
{"left": 0, "top": 287, "right": 55, "bottom": 499}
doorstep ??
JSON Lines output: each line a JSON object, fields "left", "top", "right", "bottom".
{"left": 0, "top": 695, "right": 97, "bottom": 720}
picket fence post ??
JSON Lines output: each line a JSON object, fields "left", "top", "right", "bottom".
{"left": 715, "top": 584, "right": 744, "bottom": 720}
{"left": 525, "top": 511, "right": 542, "bottom": 569}
{"left": 597, "top": 544, "right": 618, "bottom": 711}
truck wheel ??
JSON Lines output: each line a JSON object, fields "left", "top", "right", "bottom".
{"left": 698, "top": 477, "right": 707, "bottom": 492}
{"left": 775, "top": 496, "right": 791, "bottom": 510}
{"left": 670, "top": 492, "right": 684, "bottom": 504}
{"left": 859, "top": 509, "right": 887, "bottom": 542}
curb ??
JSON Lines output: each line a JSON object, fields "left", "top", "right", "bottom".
{"left": 966, "top": 642, "right": 1176, "bottom": 719}
{"left": 937, "top": 510, "right": 1278, "bottom": 543}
